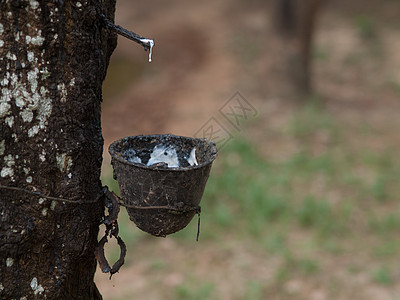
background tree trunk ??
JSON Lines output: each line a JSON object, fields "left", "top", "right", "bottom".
{"left": 275, "top": 0, "right": 321, "bottom": 95}
{"left": 0, "top": 0, "right": 117, "bottom": 298}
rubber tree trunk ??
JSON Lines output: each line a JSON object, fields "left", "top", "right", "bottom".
{"left": 275, "top": 0, "right": 321, "bottom": 95}
{"left": 0, "top": 0, "right": 117, "bottom": 299}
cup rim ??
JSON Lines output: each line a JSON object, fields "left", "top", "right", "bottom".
{"left": 108, "top": 133, "right": 218, "bottom": 172}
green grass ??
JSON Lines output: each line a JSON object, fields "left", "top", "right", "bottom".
{"left": 369, "top": 213, "right": 400, "bottom": 234}
{"left": 390, "top": 81, "right": 400, "bottom": 94}
{"left": 354, "top": 15, "right": 376, "bottom": 39}
{"left": 100, "top": 103, "right": 400, "bottom": 292}
{"left": 174, "top": 103, "right": 400, "bottom": 270}
{"left": 175, "top": 281, "right": 216, "bottom": 300}
{"left": 274, "top": 251, "right": 320, "bottom": 284}
{"left": 244, "top": 280, "right": 263, "bottom": 300}
{"left": 298, "top": 258, "right": 320, "bottom": 275}
{"left": 354, "top": 15, "right": 376, "bottom": 40}
{"left": 193, "top": 138, "right": 354, "bottom": 240}
{"left": 289, "top": 100, "right": 338, "bottom": 142}
{"left": 373, "top": 241, "right": 400, "bottom": 257}
{"left": 296, "top": 195, "right": 333, "bottom": 230}
{"left": 372, "top": 266, "right": 393, "bottom": 285}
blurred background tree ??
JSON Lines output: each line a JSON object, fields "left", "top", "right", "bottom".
{"left": 275, "top": 0, "right": 322, "bottom": 95}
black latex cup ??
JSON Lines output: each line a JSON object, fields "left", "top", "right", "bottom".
{"left": 109, "top": 134, "right": 217, "bottom": 237}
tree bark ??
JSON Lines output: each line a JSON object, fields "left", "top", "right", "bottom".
{"left": 0, "top": 0, "right": 116, "bottom": 299}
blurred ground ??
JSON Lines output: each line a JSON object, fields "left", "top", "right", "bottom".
{"left": 96, "top": 0, "right": 400, "bottom": 299}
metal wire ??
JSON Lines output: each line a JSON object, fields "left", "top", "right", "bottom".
{"left": 0, "top": 184, "right": 199, "bottom": 213}
{"left": 1, "top": 184, "right": 202, "bottom": 241}
{"left": 0, "top": 184, "right": 99, "bottom": 204}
